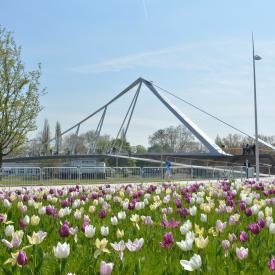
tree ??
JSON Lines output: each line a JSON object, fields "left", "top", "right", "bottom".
{"left": 0, "top": 27, "right": 44, "bottom": 167}
{"left": 148, "top": 125, "right": 202, "bottom": 153}
{"left": 55, "top": 121, "right": 62, "bottom": 154}
{"left": 40, "top": 119, "right": 51, "bottom": 155}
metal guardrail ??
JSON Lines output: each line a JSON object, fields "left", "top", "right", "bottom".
{"left": 0, "top": 167, "right": 41, "bottom": 185}
{"left": 0, "top": 165, "right": 262, "bottom": 185}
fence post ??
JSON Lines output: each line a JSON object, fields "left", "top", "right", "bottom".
{"left": 39, "top": 168, "right": 42, "bottom": 184}
{"left": 78, "top": 167, "right": 81, "bottom": 183}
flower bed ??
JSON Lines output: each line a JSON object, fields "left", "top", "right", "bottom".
{"left": 0, "top": 180, "right": 274, "bottom": 274}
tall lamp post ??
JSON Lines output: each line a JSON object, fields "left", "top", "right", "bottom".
{"left": 252, "top": 33, "right": 262, "bottom": 181}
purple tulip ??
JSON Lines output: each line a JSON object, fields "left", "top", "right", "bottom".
{"left": 174, "top": 198, "right": 182, "bottom": 208}
{"left": 177, "top": 208, "right": 189, "bottom": 217}
{"left": 99, "top": 209, "right": 107, "bottom": 219}
{"left": 46, "top": 206, "right": 54, "bottom": 215}
{"left": 59, "top": 224, "right": 70, "bottom": 237}
{"left": 245, "top": 208, "right": 252, "bottom": 217}
{"left": 0, "top": 214, "right": 5, "bottom": 223}
{"left": 63, "top": 220, "right": 70, "bottom": 227}
{"left": 128, "top": 201, "right": 135, "bottom": 210}
{"left": 162, "top": 219, "right": 180, "bottom": 228}
{"left": 239, "top": 231, "right": 248, "bottom": 242}
{"left": 17, "top": 251, "right": 28, "bottom": 266}
{"left": 257, "top": 219, "right": 266, "bottom": 229}
{"left": 160, "top": 232, "right": 174, "bottom": 248}
{"left": 268, "top": 257, "right": 275, "bottom": 271}
{"left": 239, "top": 201, "right": 246, "bottom": 211}
{"left": 248, "top": 223, "right": 261, "bottom": 234}
{"left": 19, "top": 218, "right": 27, "bottom": 229}
{"left": 60, "top": 200, "right": 69, "bottom": 208}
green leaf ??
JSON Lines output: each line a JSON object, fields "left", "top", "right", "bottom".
{"left": 34, "top": 246, "right": 44, "bottom": 273}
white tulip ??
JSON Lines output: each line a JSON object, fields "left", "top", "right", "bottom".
{"left": 186, "top": 231, "right": 196, "bottom": 242}
{"left": 5, "top": 225, "right": 14, "bottom": 237}
{"left": 269, "top": 223, "right": 275, "bottom": 234}
{"left": 38, "top": 207, "right": 46, "bottom": 215}
{"left": 251, "top": 204, "right": 259, "bottom": 215}
{"left": 176, "top": 239, "right": 193, "bottom": 251}
{"left": 100, "top": 226, "right": 109, "bottom": 236}
{"left": 111, "top": 216, "right": 118, "bottom": 226}
{"left": 122, "top": 202, "right": 128, "bottom": 210}
{"left": 257, "top": 211, "right": 264, "bottom": 220}
{"left": 189, "top": 206, "right": 197, "bottom": 216}
{"left": 180, "top": 220, "right": 192, "bottom": 235}
{"left": 53, "top": 242, "right": 70, "bottom": 259}
{"left": 266, "top": 216, "right": 274, "bottom": 227}
{"left": 3, "top": 199, "right": 11, "bottom": 208}
{"left": 118, "top": 211, "right": 126, "bottom": 220}
{"left": 200, "top": 214, "right": 207, "bottom": 223}
{"left": 84, "top": 225, "right": 96, "bottom": 238}
{"left": 23, "top": 215, "right": 30, "bottom": 225}
{"left": 180, "top": 254, "right": 202, "bottom": 271}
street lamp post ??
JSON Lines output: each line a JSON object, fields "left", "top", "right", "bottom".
{"left": 252, "top": 33, "right": 261, "bottom": 181}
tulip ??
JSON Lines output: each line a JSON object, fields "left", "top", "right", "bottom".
{"left": 100, "top": 261, "right": 114, "bottom": 275}
{"left": 221, "top": 240, "right": 230, "bottom": 257}
{"left": 38, "top": 207, "right": 46, "bottom": 215}
{"left": 3, "top": 199, "right": 11, "bottom": 208}
{"left": 236, "top": 247, "right": 248, "bottom": 260}
{"left": 162, "top": 218, "right": 180, "bottom": 228}
{"left": 117, "top": 211, "right": 126, "bottom": 220}
{"left": 0, "top": 213, "right": 7, "bottom": 223}
{"left": 59, "top": 224, "right": 70, "bottom": 237}
{"left": 269, "top": 223, "right": 275, "bottom": 234}
{"left": 53, "top": 242, "right": 70, "bottom": 259}
{"left": 239, "top": 231, "right": 248, "bottom": 243}
{"left": 248, "top": 223, "right": 261, "bottom": 234}
{"left": 99, "top": 209, "right": 107, "bottom": 219}
{"left": 101, "top": 226, "right": 109, "bottom": 236}
{"left": 245, "top": 208, "right": 252, "bottom": 217}
{"left": 116, "top": 229, "right": 124, "bottom": 239}
{"left": 268, "top": 257, "right": 275, "bottom": 271}
{"left": 126, "top": 238, "right": 144, "bottom": 252}
{"left": 110, "top": 240, "right": 125, "bottom": 260}
{"left": 160, "top": 232, "right": 174, "bottom": 248}
{"left": 5, "top": 225, "right": 14, "bottom": 237}
{"left": 176, "top": 239, "right": 193, "bottom": 251}
{"left": 17, "top": 251, "right": 28, "bottom": 266}
{"left": 144, "top": 216, "right": 153, "bottom": 225}
{"left": 216, "top": 220, "right": 227, "bottom": 233}
{"left": 30, "top": 215, "right": 40, "bottom": 226}
{"left": 111, "top": 216, "right": 118, "bottom": 226}
{"left": 2, "top": 230, "right": 24, "bottom": 249}
{"left": 23, "top": 215, "right": 30, "bottom": 225}
{"left": 84, "top": 225, "right": 96, "bottom": 238}
{"left": 94, "top": 238, "right": 110, "bottom": 258}
{"left": 180, "top": 220, "right": 192, "bottom": 235}
{"left": 27, "top": 231, "right": 47, "bottom": 245}
{"left": 195, "top": 236, "right": 209, "bottom": 249}
{"left": 200, "top": 214, "right": 207, "bottom": 223}
{"left": 180, "top": 254, "right": 202, "bottom": 271}
{"left": 228, "top": 233, "right": 237, "bottom": 243}
{"left": 189, "top": 205, "right": 197, "bottom": 216}
{"left": 89, "top": 205, "right": 96, "bottom": 213}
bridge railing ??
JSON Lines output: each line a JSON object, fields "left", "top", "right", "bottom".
{"left": 0, "top": 165, "right": 263, "bottom": 185}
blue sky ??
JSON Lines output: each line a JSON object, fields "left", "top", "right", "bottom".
{"left": 1, "top": 0, "right": 275, "bottom": 146}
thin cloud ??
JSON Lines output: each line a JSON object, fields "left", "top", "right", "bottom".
{"left": 69, "top": 38, "right": 252, "bottom": 75}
